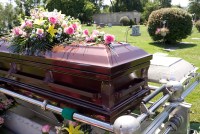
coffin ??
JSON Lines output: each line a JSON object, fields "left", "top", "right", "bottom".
{"left": 0, "top": 41, "right": 152, "bottom": 123}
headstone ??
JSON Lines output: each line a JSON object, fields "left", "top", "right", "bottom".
{"left": 131, "top": 25, "right": 141, "bottom": 36}
{"left": 99, "top": 23, "right": 105, "bottom": 28}
{"left": 108, "top": 23, "right": 112, "bottom": 27}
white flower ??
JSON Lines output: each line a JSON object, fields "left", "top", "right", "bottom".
{"left": 57, "top": 28, "right": 62, "bottom": 34}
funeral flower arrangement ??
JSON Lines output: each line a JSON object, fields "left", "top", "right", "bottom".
{"left": 9, "top": 8, "right": 115, "bottom": 55}
{"left": 155, "top": 27, "right": 169, "bottom": 37}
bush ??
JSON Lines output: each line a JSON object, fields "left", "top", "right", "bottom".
{"left": 148, "top": 8, "right": 193, "bottom": 43}
{"left": 195, "top": 20, "right": 200, "bottom": 32}
{"left": 119, "top": 16, "right": 130, "bottom": 26}
{"left": 129, "top": 19, "right": 135, "bottom": 26}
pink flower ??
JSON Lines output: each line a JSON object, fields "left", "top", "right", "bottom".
{"left": 25, "top": 20, "right": 32, "bottom": 28}
{"left": 83, "top": 29, "right": 89, "bottom": 36}
{"left": 61, "top": 22, "right": 68, "bottom": 28}
{"left": 0, "top": 117, "right": 4, "bottom": 125}
{"left": 85, "top": 36, "right": 92, "bottom": 42}
{"left": 36, "top": 28, "right": 44, "bottom": 35}
{"left": 41, "top": 124, "right": 51, "bottom": 133}
{"left": 92, "top": 30, "right": 99, "bottom": 35}
{"left": 104, "top": 34, "right": 115, "bottom": 45}
{"left": 64, "top": 26, "right": 74, "bottom": 35}
{"left": 71, "top": 23, "right": 78, "bottom": 30}
{"left": 155, "top": 28, "right": 161, "bottom": 35}
{"left": 48, "top": 16, "right": 58, "bottom": 24}
{"left": 12, "top": 27, "right": 23, "bottom": 36}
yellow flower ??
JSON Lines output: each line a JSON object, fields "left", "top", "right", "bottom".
{"left": 34, "top": 18, "right": 46, "bottom": 25}
{"left": 47, "top": 24, "right": 57, "bottom": 37}
{"left": 64, "top": 124, "right": 84, "bottom": 134}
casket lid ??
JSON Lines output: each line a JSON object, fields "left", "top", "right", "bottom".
{"left": 0, "top": 42, "right": 152, "bottom": 75}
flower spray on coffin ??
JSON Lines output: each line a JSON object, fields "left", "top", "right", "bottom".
{"left": 9, "top": 8, "right": 81, "bottom": 55}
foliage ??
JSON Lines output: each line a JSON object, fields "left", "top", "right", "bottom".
{"left": 195, "top": 20, "right": 200, "bottom": 32}
{"left": 113, "top": 0, "right": 143, "bottom": 12}
{"left": 46, "top": 0, "right": 97, "bottom": 23}
{"left": 0, "top": 3, "right": 18, "bottom": 33}
{"left": 188, "top": 0, "right": 200, "bottom": 20}
{"left": 119, "top": 16, "right": 130, "bottom": 26}
{"left": 147, "top": 8, "right": 193, "bottom": 43}
{"left": 159, "top": 0, "right": 172, "bottom": 8}
{"left": 141, "top": 1, "right": 160, "bottom": 22}
{"left": 15, "top": 0, "right": 46, "bottom": 16}
{"left": 129, "top": 19, "right": 135, "bottom": 26}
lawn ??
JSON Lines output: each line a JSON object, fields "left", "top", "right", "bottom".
{"left": 84, "top": 25, "right": 200, "bottom": 132}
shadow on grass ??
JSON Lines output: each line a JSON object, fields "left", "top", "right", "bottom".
{"left": 149, "top": 42, "right": 197, "bottom": 49}
{"left": 190, "top": 122, "right": 200, "bottom": 133}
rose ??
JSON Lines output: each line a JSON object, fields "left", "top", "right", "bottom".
{"left": 49, "top": 16, "right": 58, "bottom": 24}
{"left": 41, "top": 124, "right": 51, "bottom": 134}
{"left": 12, "top": 27, "right": 23, "bottom": 36}
{"left": 92, "top": 30, "right": 99, "bottom": 35}
{"left": 36, "top": 28, "right": 44, "bottom": 35}
{"left": 83, "top": 29, "right": 89, "bottom": 36}
{"left": 25, "top": 20, "right": 33, "bottom": 28}
{"left": 64, "top": 26, "right": 74, "bottom": 35}
{"left": 104, "top": 34, "right": 115, "bottom": 45}
{"left": 71, "top": 23, "right": 78, "bottom": 30}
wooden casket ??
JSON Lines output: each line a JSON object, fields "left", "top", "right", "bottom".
{"left": 0, "top": 42, "right": 152, "bottom": 123}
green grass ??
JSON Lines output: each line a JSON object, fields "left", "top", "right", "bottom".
{"left": 84, "top": 25, "right": 200, "bottom": 131}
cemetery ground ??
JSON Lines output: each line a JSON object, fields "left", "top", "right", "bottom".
{"left": 84, "top": 25, "right": 200, "bottom": 132}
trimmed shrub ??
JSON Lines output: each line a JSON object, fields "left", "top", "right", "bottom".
{"left": 119, "top": 16, "right": 130, "bottom": 26}
{"left": 148, "top": 8, "right": 193, "bottom": 43}
{"left": 129, "top": 19, "right": 135, "bottom": 26}
{"left": 195, "top": 20, "right": 200, "bottom": 32}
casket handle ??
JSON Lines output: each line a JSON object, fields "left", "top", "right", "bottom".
{"left": 114, "top": 80, "right": 145, "bottom": 99}
{"left": 7, "top": 62, "right": 17, "bottom": 78}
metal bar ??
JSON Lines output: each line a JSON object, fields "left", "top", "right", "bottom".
{"left": 149, "top": 94, "right": 170, "bottom": 113}
{"left": 162, "top": 127, "right": 172, "bottom": 134}
{"left": 148, "top": 85, "right": 160, "bottom": 91}
{"left": 137, "top": 94, "right": 170, "bottom": 123}
{"left": 142, "top": 103, "right": 178, "bottom": 134}
{"left": 0, "top": 88, "right": 113, "bottom": 132}
{"left": 142, "top": 85, "right": 165, "bottom": 104}
{"left": 73, "top": 113, "right": 113, "bottom": 132}
{"left": 182, "top": 80, "right": 199, "bottom": 99}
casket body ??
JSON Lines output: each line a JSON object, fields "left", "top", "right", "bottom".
{"left": 0, "top": 42, "right": 152, "bottom": 122}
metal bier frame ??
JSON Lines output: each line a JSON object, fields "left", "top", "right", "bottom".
{"left": 0, "top": 71, "right": 199, "bottom": 134}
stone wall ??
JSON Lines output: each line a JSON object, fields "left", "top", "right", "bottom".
{"left": 93, "top": 11, "right": 141, "bottom": 25}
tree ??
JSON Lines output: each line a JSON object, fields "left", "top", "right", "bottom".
{"left": 46, "top": 0, "right": 96, "bottom": 23}
{"left": 188, "top": 0, "right": 200, "bottom": 20}
{"left": 159, "top": 0, "right": 172, "bottom": 8}
{"left": 0, "top": 2, "right": 18, "bottom": 33}
{"left": 15, "top": 0, "right": 45, "bottom": 16}
{"left": 142, "top": 1, "right": 160, "bottom": 22}
{"left": 113, "top": 0, "right": 143, "bottom": 12}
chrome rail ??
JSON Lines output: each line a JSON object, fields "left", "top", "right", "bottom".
{"left": 0, "top": 87, "right": 113, "bottom": 132}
